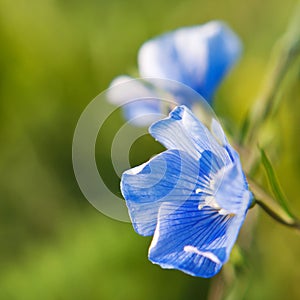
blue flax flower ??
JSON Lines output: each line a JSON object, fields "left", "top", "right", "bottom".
{"left": 121, "top": 105, "right": 252, "bottom": 277}
{"left": 109, "top": 21, "right": 241, "bottom": 125}
{"left": 138, "top": 20, "right": 241, "bottom": 102}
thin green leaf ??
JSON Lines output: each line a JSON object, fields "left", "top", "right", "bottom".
{"left": 260, "top": 148, "right": 294, "bottom": 218}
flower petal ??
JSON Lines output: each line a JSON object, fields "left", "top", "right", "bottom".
{"left": 138, "top": 21, "right": 242, "bottom": 102}
{"left": 149, "top": 105, "right": 232, "bottom": 164}
{"left": 214, "top": 163, "right": 252, "bottom": 214}
{"left": 149, "top": 200, "right": 246, "bottom": 277}
{"left": 108, "top": 76, "right": 162, "bottom": 126}
{"left": 211, "top": 118, "right": 228, "bottom": 146}
{"left": 121, "top": 148, "right": 224, "bottom": 236}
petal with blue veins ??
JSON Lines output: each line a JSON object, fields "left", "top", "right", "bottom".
{"left": 121, "top": 149, "right": 223, "bottom": 236}
{"left": 211, "top": 118, "right": 228, "bottom": 146}
{"left": 149, "top": 105, "right": 232, "bottom": 164}
{"left": 149, "top": 200, "right": 247, "bottom": 277}
{"left": 214, "top": 163, "right": 252, "bottom": 214}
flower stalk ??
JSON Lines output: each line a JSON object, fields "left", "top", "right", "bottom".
{"left": 247, "top": 178, "right": 300, "bottom": 231}
{"left": 238, "top": 2, "right": 300, "bottom": 230}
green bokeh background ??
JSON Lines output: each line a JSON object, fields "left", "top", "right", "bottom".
{"left": 0, "top": 0, "right": 299, "bottom": 299}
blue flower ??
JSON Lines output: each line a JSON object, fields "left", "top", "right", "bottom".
{"left": 121, "top": 105, "right": 252, "bottom": 277}
{"left": 108, "top": 21, "right": 242, "bottom": 125}
{"left": 108, "top": 76, "right": 165, "bottom": 127}
{"left": 138, "top": 21, "right": 242, "bottom": 102}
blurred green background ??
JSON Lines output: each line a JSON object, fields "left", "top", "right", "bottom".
{"left": 0, "top": 0, "right": 300, "bottom": 299}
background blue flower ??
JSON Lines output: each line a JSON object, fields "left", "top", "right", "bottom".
{"left": 138, "top": 21, "right": 242, "bottom": 103}
{"left": 121, "top": 105, "right": 252, "bottom": 277}
{"left": 108, "top": 76, "right": 165, "bottom": 126}
{"left": 108, "top": 21, "right": 242, "bottom": 126}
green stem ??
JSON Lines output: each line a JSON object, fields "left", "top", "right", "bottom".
{"left": 237, "top": 3, "right": 300, "bottom": 231}
{"left": 247, "top": 177, "right": 300, "bottom": 231}
{"left": 255, "top": 200, "right": 300, "bottom": 230}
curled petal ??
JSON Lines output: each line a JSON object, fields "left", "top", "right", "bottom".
{"left": 214, "top": 163, "right": 252, "bottom": 214}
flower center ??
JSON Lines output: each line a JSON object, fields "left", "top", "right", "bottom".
{"left": 195, "top": 178, "right": 232, "bottom": 216}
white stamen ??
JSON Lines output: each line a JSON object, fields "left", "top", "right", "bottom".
{"left": 195, "top": 188, "right": 203, "bottom": 194}
{"left": 200, "top": 196, "right": 220, "bottom": 209}
{"left": 195, "top": 176, "right": 233, "bottom": 216}
{"left": 218, "top": 208, "right": 230, "bottom": 215}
